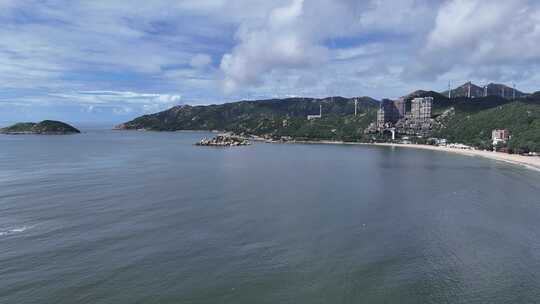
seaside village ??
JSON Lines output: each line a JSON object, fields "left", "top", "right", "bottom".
{"left": 197, "top": 82, "right": 533, "bottom": 154}
{"left": 364, "top": 96, "right": 516, "bottom": 153}
{"left": 199, "top": 95, "right": 517, "bottom": 153}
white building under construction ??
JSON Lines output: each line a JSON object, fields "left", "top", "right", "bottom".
{"left": 377, "top": 96, "right": 433, "bottom": 128}
{"left": 307, "top": 104, "right": 322, "bottom": 120}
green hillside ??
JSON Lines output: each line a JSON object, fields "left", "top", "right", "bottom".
{"left": 434, "top": 99, "right": 540, "bottom": 152}
{"left": 118, "top": 97, "right": 379, "bottom": 141}
{"left": 118, "top": 93, "right": 540, "bottom": 151}
{"left": 1, "top": 120, "right": 80, "bottom": 135}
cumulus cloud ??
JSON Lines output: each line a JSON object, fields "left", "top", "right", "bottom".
{"left": 221, "top": 0, "right": 314, "bottom": 93}
{"left": 358, "top": 0, "right": 440, "bottom": 34}
{"left": 219, "top": 0, "right": 372, "bottom": 94}
{"left": 217, "top": 0, "right": 442, "bottom": 95}
{"left": 1, "top": 0, "right": 540, "bottom": 123}
{"left": 409, "top": 0, "right": 540, "bottom": 81}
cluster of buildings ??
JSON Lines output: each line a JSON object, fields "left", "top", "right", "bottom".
{"left": 303, "top": 96, "right": 516, "bottom": 152}
{"left": 369, "top": 96, "right": 434, "bottom": 137}
{"left": 365, "top": 95, "right": 516, "bottom": 151}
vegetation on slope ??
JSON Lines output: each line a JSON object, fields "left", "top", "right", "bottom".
{"left": 119, "top": 92, "right": 540, "bottom": 152}
{"left": 1, "top": 120, "right": 80, "bottom": 134}
{"left": 118, "top": 97, "right": 379, "bottom": 141}
{"left": 406, "top": 91, "right": 540, "bottom": 152}
{"left": 434, "top": 99, "right": 540, "bottom": 152}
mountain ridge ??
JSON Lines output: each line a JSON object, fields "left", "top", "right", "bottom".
{"left": 117, "top": 89, "right": 540, "bottom": 151}
{"left": 116, "top": 96, "right": 379, "bottom": 131}
{"left": 441, "top": 82, "right": 528, "bottom": 99}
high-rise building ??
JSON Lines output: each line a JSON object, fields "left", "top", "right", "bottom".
{"left": 376, "top": 107, "right": 386, "bottom": 128}
{"left": 377, "top": 99, "right": 400, "bottom": 128}
{"left": 307, "top": 104, "right": 322, "bottom": 120}
{"left": 410, "top": 97, "right": 433, "bottom": 122}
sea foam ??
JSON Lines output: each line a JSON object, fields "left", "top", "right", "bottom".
{"left": 0, "top": 225, "right": 34, "bottom": 237}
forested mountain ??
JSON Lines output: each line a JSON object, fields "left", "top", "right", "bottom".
{"left": 433, "top": 97, "right": 540, "bottom": 152}
{"left": 118, "top": 91, "right": 540, "bottom": 151}
{"left": 1, "top": 120, "right": 80, "bottom": 135}
{"left": 117, "top": 97, "right": 379, "bottom": 141}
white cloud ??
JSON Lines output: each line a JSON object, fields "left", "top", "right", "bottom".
{"left": 219, "top": 0, "right": 329, "bottom": 93}
{"left": 219, "top": 0, "right": 378, "bottom": 94}
{"left": 190, "top": 54, "right": 213, "bottom": 69}
{"left": 1, "top": 0, "right": 539, "bottom": 123}
{"left": 50, "top": 91, "right": 182, "bottom": 106}
{"left": 333, "top": 43, "right": 383, "bottom": 61}
{"left": 0, "top": 90, "right": 183, "bottom": 121}
{"left": 217, "top": 0, "right": 442, "bottom": 95}
{"left": 412, "top": 0, "right": 540, "bottom": 80}
{"left": 0, "top": 0, "right": 232, "bottom": 90}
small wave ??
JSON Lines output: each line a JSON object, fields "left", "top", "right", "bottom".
{"left": 0, "top": 225, "right": 34, "bottom": 237}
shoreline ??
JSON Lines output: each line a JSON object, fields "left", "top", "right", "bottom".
{"left": 281, "top": 140, "right": 540, "bottom": 173}
{"left": 112, "top": 128, "right": 221, "bottom": 133}
{"left": 368, "top": 143, "right": 540, "bottom": 173}
{"left": 115, "top": 129, "right": 540, "bottom": 173}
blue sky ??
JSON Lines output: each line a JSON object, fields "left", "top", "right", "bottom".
{"left": 1, "top": 0, "right": 540, "bottom": 124}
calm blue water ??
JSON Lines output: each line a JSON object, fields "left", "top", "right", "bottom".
{"left": 1, "top": 130, "right": 540, "bottom": 303}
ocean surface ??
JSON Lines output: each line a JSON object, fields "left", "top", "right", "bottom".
{"left": 2, "top": 129, "right": 540, "bottom": 303}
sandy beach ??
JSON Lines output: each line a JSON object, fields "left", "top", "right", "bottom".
{"left": 366, "top": 143, "right": 540, "bottom": 173}
{"left": 268, "top": 139, "right": 540, "bottom": 173}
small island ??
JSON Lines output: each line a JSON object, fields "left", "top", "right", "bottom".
{"left": 0, "top": 120, "right": 80, "bottom": 135}
{"left": 196, "top": 134, "right": 250, "bottom": 147}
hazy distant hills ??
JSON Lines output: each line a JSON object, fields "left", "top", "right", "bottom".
{"left": 440, "top": 82, "right": 528, "bottom": 99}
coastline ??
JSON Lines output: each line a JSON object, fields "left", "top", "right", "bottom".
{"left": 282, "top": 140, "right": 540, "bottom": 173}
{"left": 115, "top": 129, "right": 540, "bottom": 173}
{"left": 112, "top": 128, "right": 220, "bottom": 133}
{"left": 367, "top": 143, "right": 540, "bottom": 173}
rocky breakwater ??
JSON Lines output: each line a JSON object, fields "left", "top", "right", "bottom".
{"left": 196, "top": 134, "right": 250, "bottom": 147}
